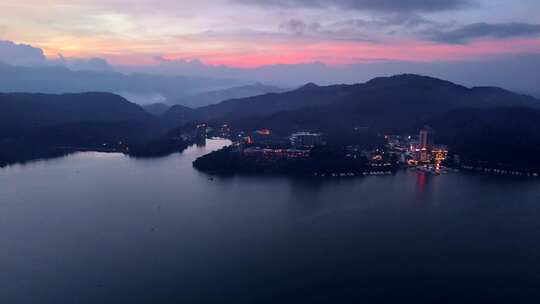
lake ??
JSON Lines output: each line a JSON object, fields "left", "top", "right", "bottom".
{"left": 2, "top": 138, "right": 540, "bottom": 303}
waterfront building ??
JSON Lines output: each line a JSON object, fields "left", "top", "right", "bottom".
{"left": 419, "top": 126, "right": 434, "bottom": 149}
{"left": 432, "top": 145, "right": 448, "bottom": 163}
{"left": 250, "top": 129, "right": 284, "bottom": 146}
{"left": 431, "top": 145, "right": 448, "bottom": 170}
{"left": 256, "top": 129, "right": 271, "bottom": 136}
{"left": 418, "top": 126, "right": 434, "bottom": 163}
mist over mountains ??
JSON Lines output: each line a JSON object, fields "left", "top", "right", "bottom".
{"left": 175, "top": 83, "right": 289, "bottom": 108}
{"left": 0, "top": 41, "right": 290, "bottom": 106}
{"left": 0, "top": 62, "right": 239, "bottom": 104}
{"left": 1, "top": 39, "right": 540, "bottom": 98}
{"left": 119, "top": 55, "right": 540, "bottom": 98}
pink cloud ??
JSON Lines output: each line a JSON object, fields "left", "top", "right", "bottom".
{"left": 156, "top": 38, "right": 540, "bottom": 68}
{"left": 43, "top": 37, "right": 540, "bottom": 68}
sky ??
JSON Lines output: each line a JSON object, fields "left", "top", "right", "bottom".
{"left": 0, "top": 0, "right": 539, "bottom": 95}
{"left": 1, "top": 0, "right": 540, "bottom": 67}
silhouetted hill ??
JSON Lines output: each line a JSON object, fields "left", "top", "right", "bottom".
{"left": 161, "top": 104, "right": 198, "bottom": 128}
{"left": 0, "top": 92, "right": 190, "bottom": 166}
{"left": 469, "top": 86, "right": 539, "bottom": 107}
{"left": 0, "top": 92, "right": 154, "bottom": 125}
{"left": 295, "top": 82, "right": 320, "bottom": 91}
{"left": 161, "top": 74, "right": 540, "bottom": 131}
{"left": 161, "top": 83, "right": 356, "bottom": 127}
{"left": 363, "top": 74, "right": 465, "bottom": 90}
{"left": 175, "top": 83, "right": 288, "bottom": 108}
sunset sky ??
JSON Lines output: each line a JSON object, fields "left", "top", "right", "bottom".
{"left": 1, "top": 0, "right": 540, "bottom": 67}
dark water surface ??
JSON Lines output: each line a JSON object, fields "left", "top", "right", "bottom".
{"left": 2, "top": 139, "right": 540, "bottom": 303}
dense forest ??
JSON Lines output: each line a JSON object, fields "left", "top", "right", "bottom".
{"left": 193, "top": 145, "right": 387, "bottom": 176}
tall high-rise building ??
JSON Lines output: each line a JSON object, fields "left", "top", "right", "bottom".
{"left": 419, "top": 126, "right": 434, "bottom": 150}
{"left": 419, "top": 126, "right": 434, "bottom": 163}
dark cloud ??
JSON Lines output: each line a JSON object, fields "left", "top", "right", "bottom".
{"left": 425, "top": 22, "right": 540, "bottom": 43}
{"left": 381, "top": 14, "right": 438, "bottom": 28}
{"left": 235, "top": 0, "right": 472, "bottom": 12}
{"left": 276, "top": 14, "right": 441, "bottom": 42}
{"left": 279, "top": 19, "right": 320, "bottom": 35}
{"left": 330, "top": 14, "right": 440, "bottom": 31}
{"left": 277, "top": 18, "right": 376, "bottom": 42}
{"left": 0, "top": 40, "right": 47, "bottom": 66}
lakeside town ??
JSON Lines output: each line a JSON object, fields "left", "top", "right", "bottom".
{"left": 186, "top": 123, "right": 447, "bottom": 177}
{"left": 184, "top": 122, "right": 540, "bottom": 178}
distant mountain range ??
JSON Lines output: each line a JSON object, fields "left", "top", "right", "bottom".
{"left": 175, "top": 83, "right": 288, "bottom": 108}
{"left": 0, "top": 62, "right": 238, "bottom": 103}
{"left": 161, "top": 74, "right": 540, "bottom": 170}
{"left": 0, "top": 92, "right": 165, "bottom": 166}
{"left": 0, "top": 92, "right": 153, "bottom": 125}
{"left": 2, "top": 74, "right": 540, "bottom": 170}
{"left": 162, "top": 74, "right": 540, "bottom": 132}
{"left": 3, "top": 74, "right": 538, "bottom": 136}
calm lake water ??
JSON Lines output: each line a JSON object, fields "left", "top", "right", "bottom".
{"left": 2, "top": 139, "right": 540, "bottom": 303}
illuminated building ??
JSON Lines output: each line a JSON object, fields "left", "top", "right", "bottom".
{"left": 251, "top": 129, "right": 273, "bottom": 145}
{"left": 418, "top": 126, "right": 434, "bottom": 163}
{"left": 419, "top": 126, "right": 434, "bottom": 149}
{"left": 432, "top": 145, "right": 448, "bottom": 170}
{"left": 432, "top": 145, "right": 448, "bottom": 162}
{"left": 290, "top": 132, "right": 323, "bottom": 148}
{"left": 372, "top": 154, "right": 383, "bottom": 161}
{"left": 256, "top": 129, "right": 272, "bottom": 136}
